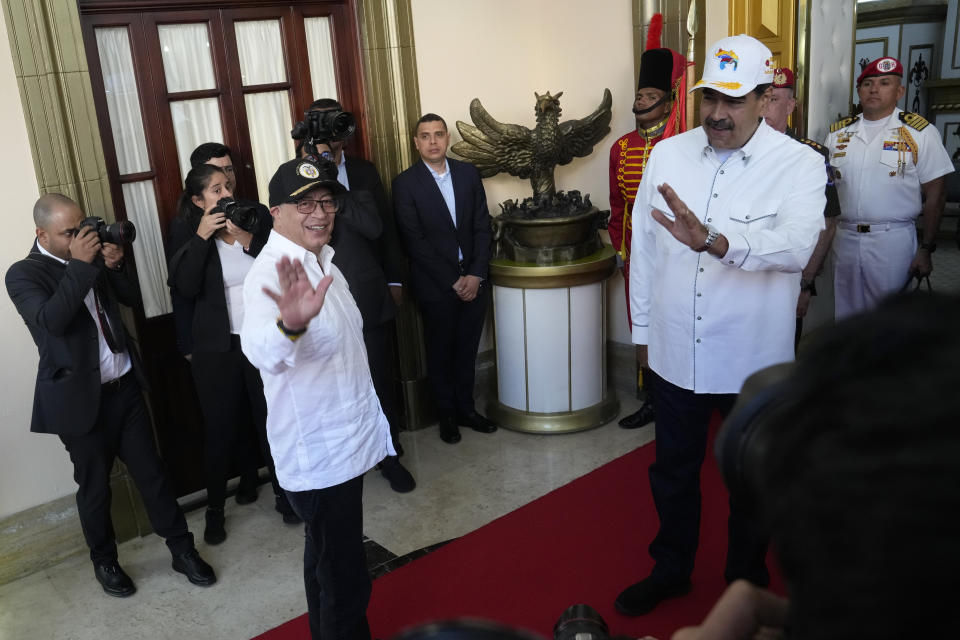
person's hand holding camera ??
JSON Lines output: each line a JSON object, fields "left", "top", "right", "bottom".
{"left": 196, "top": 205, "right": 227, "bottom": 240}
{"left": 101, "top": 242, "right": 124, "bottom": 270}
{"left": 70, "top": 225, "right": 101, "bottom": 264}
{"left": 224, "top": 219, "right": 254, "bottom": 251}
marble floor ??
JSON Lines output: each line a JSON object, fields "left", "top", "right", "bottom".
{"left": 0, "top": 392, "right": 653, "bottom": 640}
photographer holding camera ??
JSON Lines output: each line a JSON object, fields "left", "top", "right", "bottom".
{"left": 293, "top": 99, "right": 414, "bottom": 492}
{"left": 167, "top": 161, "right": 297, "bottom": 544}
{"left": 5, "top": 193, "right": 215, "bottom": 597}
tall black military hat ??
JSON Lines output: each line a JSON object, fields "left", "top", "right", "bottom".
{"left": 637, "top": 48, "right": 676, "bottom": 92}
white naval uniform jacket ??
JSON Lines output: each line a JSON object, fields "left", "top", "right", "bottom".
{"left": 630, "top": 121, "right": 826, "bottom": 395}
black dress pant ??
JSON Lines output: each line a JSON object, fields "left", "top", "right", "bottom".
{"left": 647, "top": 370, "right": 769, "bottom": 585}
{"left": 190, "top": 335, "right": 281, "bottom": 509}
{"left": 363, "top": 321, "right": 401, "bottom": 448}
{"left": 285, "top": 476, "right": 372, "bottom": 640}
{"left": 417, "top": 288, "right": 488, "bottom": 416}
{"left": 59, "top": 372, "right": 192, "bottom": 563}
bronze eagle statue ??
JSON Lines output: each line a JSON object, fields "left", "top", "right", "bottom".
{"left": 452, "top": 89, "right": 613, "bottom": 198}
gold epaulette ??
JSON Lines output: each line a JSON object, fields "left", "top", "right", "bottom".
{"left": 830, "top": 115, "right": 859, "bottom": 133}
{"left": 899, "top": 111, "right": 929, "bottom": 131}
{"left": 797, "top": 136, "right": 829, "bottom": 160}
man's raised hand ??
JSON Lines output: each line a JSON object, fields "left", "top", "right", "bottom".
{"left": 262, "top": 256, "right": 333, "bottom": 331}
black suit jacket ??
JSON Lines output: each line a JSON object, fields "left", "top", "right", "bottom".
{"left": 166, "top": 201, "right": 272, "bottom": 354}
{"left": 5, "top": 243, "right": 142, "bottom": 436}
{"left": 392, "top": 157, "right": 492, "bottom": 302}
{"left": 330, "top": 156, "right": 405, "bottom": 329}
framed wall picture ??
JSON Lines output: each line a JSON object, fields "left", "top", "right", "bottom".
{"left": 905, "top": 44, "right": 934, "bottom": 116}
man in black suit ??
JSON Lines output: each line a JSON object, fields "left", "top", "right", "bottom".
{"left": 296, "top": 99, "right": 414, "bottom": 492}
{"left": 392, "top": 113, "right": 498, "bottom": 443}
{"left": 5, "top": 194, "right": 215, "bottom": 597}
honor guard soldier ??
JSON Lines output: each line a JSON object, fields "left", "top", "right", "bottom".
{"left": 764, "top": 67, "right": 841, "bottom": 349}
{"left": 608, "top": 13, "right": 688, "bottom": 429}
{"left": 825, "top": 57, "right": 954, "bottom": 318}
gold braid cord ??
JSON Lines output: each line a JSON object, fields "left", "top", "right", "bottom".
{"left": 897, "top": 126, "right": 919, "bottom": 177}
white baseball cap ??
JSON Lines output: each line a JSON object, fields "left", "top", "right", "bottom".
{"left": 692, "top": 34, "right": 775, "bottom": 97}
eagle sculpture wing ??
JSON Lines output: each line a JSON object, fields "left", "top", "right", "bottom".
{"left": 453, "top": 98, "right": 534, "bottom": 178}
{"left": 555, "top": 88, "right": 613, "bottom": 165}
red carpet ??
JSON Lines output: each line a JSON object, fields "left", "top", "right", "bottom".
{"left": 254, "top": 423, "right": 784, "bottom": 640}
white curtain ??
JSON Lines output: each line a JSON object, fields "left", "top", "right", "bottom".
{"left": 235, "top": 20, "right": 286, "bottom": 86}
{"left": 94, "top": 27, "right": 150, "bottom": 175}
{"left": 170, "top": 98, "right": 225, "bottom": 183}
{"left": 122, "top": 181, "right": 172, "bottom": 318}
{"left": 244, "top": 91, "right": 295, "bottom": 203}
{"left": 157, "top": 23, "right": 216, "bottom": 93}
{"left": 304, "top": 17, "right": 338, "bottom": 101}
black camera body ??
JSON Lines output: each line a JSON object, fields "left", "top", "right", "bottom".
{"left": 212, "top": 198, "right": 259, "bottom": 233}
{"left": 291, "top": 108, "right": 357, "bottom": 158}
{"left": 76, "top": 216, "right": 136, "bottom": 244}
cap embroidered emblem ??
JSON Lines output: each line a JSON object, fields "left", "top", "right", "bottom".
{"left": 716, "top": 49, "right": 739, "bottom": 70}
{"left": 774, "top": 71, "right": 786, "bottom": 85}
{"left": 876, "top": 58, "right": 898, "bottom": 73}
{"left": 297, "top": 162, "right": 320, "bottom": 179}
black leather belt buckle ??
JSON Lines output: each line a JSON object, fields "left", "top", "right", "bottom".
{"left": 856, "top": 224, "right": 871, "bottom": 233}
{"left": 102, "top": 371, "right": 129, "bottom": 391}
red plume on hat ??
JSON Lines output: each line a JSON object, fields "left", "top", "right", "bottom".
{"left": 646, "top": 13, "right": 663, "bottom": 50}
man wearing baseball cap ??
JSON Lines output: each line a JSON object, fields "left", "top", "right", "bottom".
{"left": 763, "top": 67, "right": 841, "bottom": 349}
{"left": 240, "top": 157, "right": 395, "bottom": 640}
{"left": 825, "top": 57, "right": 954, "bottom": 318}
{"left": 617, "top": 35, "right": 826, "bottom": 616}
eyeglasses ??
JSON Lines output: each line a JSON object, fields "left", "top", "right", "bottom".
{"left": 296, "top": 197, "right": 340, "bottom": 214}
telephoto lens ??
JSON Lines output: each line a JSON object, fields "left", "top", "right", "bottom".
{"left": 76, "top": 216, "right": 136, "bottom": 244}
{"left": 214, "top": 198, "right": 259, "bottom": 233}
{"left": 553, "top": 604, "right": 609, "bottom": 640}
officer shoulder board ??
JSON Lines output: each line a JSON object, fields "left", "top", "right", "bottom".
{"left": 899, "top": 111, "right": 929, "bottom": 131}
{"left": 796, "top": 136, "right": 829, "bottom": 160}
{"left": 829, "top": 115, "right": 859, "bottom": 133}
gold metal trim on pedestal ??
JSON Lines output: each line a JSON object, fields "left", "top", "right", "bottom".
{"left": 489, "top": 246, "right": 617, "bottom": 289}
{"left": 487, "top": 392, "right": 621, "bottom": 434}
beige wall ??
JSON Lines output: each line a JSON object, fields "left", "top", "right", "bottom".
{"left": 705, "top": 0, "right": 729, "bottom": 46}
{"left": 410, "top": 0, "right": 638, "bottom": 343}
{"left": 0, "top": 8, "right": 77, "bottom": 519}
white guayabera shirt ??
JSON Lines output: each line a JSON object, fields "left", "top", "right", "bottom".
{"left": 630, "top": 120, "right": 826, "bottom": 394}
{"left": 240, "top": 230, "right": 394, "bottom": 492}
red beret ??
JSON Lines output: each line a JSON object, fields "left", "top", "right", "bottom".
{"left": 856, "top": 57, "right": 903, "bottom": 86}
{"left": 772, "top": 67, "right": 794, "bottom": 88}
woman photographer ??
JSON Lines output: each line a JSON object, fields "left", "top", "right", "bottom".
{"left": 167, "top": 164, "right": 298, "bottom": 545}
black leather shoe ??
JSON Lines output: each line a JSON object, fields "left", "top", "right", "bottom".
{"left": 172, "top": 548, "right": 217, "bottom": 586}
{"left": 615, "top": 575, "right": 691, "bottom": 616}
{"left": 456, "top": 411, "right": 498, "bottom": 433}
{"left": 235, "top": 476, "right": 259, "bottom": 505}
{"left": 439, "top": 416, "right": 461, "bottom": 444}
{"left": 275, "top": 495, "right": 302, "bottom": 525}
{"left": 380, "top": 456, "right": 416, "bottom": 493}
{"left": 203, "top": 507, "right": 226, "bottom": 545}
{"left": 93, "top": 559, "right": 136, "bottom": 597}
{"left": 618, "top": 402, "right": 656, "bottom": 429}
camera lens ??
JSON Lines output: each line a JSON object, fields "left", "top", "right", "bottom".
{"left": 103, "top": 221, "right": 136, "bottom": 244}
{"left": 553, "top": 604, "right": 609, "bottom": 640}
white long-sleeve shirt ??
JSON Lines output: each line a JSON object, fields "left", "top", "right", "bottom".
{"left": 240, "top": 230, "right": 394, "bottom": 492}
{"left": 630, "top": 121, "right": 826, "bottom": 394}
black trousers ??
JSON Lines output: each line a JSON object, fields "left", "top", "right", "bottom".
{"left": 647, "top": 370, "right": 769, "bottom": 585}
{"left": 363, "top": 321, "right": 401, "bottom": 448}
{"left": 59, "top": 372, "right": 192, "bottom": 563}
{"left": 190, "top": 335, "right": 281, "bottom": 509}
{"left": 418, "top": 288, "right": 488, "bottom": 416}
{"left": 285, "top": 476, "right": 372, "bottom": 640}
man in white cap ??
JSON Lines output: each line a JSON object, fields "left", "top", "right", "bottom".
{"left": 616, "top": 35, "right": 826, "bottom": 615}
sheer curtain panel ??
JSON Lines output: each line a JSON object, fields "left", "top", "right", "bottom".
{"left": 304, "top": 17, "right": 338, "bottom": 101}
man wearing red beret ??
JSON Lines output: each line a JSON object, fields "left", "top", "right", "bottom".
{"left": 824, "top": 57, "right": 954, "bottom": 317}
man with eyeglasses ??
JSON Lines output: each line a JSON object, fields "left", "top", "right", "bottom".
{"left": 241, "top": 157, "right": 395, "bottom": 640}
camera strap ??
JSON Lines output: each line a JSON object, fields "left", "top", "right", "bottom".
{"left": 93, "top": 284, "right": 124, "bottom": 354}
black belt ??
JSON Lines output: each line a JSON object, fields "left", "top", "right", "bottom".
{"left": 102, "top": 370, "right": 133, "bottom": 392}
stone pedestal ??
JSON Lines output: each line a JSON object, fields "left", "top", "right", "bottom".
{"left": 487, "top": 246, "right": 620, "bottom": 433}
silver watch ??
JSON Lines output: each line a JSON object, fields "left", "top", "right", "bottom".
{"left": 700, "top": 224, "right": 720, "bottom": 252}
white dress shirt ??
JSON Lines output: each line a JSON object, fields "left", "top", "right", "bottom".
{"left": 215, "top": 237, "right": 254, "bottom": 334}
{"left": 426, "top": 158, "right": 463, "bottom": 261}
{"left": 630, "top": 121, "right": 826, "bottom": 394}
{"left": 38, "top": 243, "right": 132, "bottom": 383}
{"left": 240, "top": 230, "right": 395, "bottom": 492}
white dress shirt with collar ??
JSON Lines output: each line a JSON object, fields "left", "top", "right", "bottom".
{"left": 630, "top": 120, "right": 826, "bottom": 394}
{"left": 240, "top": 230, "right": 395, "bottom": 492}
{"left": 215, "top": 236, "right": 254, "bottom": 334}
{"left": 38, "top": 243, "right": 132, "bottom": 383}
{"left": 425, "top": 158, "right": 463, "bottom": 261}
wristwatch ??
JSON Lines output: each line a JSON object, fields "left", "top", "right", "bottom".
{"left": 800, "top": 278, "right": 816, "bottom": 293}
{"left": 699, "top": 224, "right": 720, "bottom": 252}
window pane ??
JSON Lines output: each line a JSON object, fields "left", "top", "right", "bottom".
{"left": 94, "top": 27, "right": 150, "bottom": 175}
{"left": 170, "top": 98, "right": 224, "bottom": 183}
{"left": 234, "top": 20, "right": 286, "bottom": 86}
{"left": 304, "top": 17, "right": 338, "bottom": 101}
{"left": 157, "top": 23, "right": 217, "bottom": 93}
{"left": 121, "top": 181, "right": 171, "bottom": 318}
{"left": 245, "top": 91, "right": 295, "bottom": 203}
